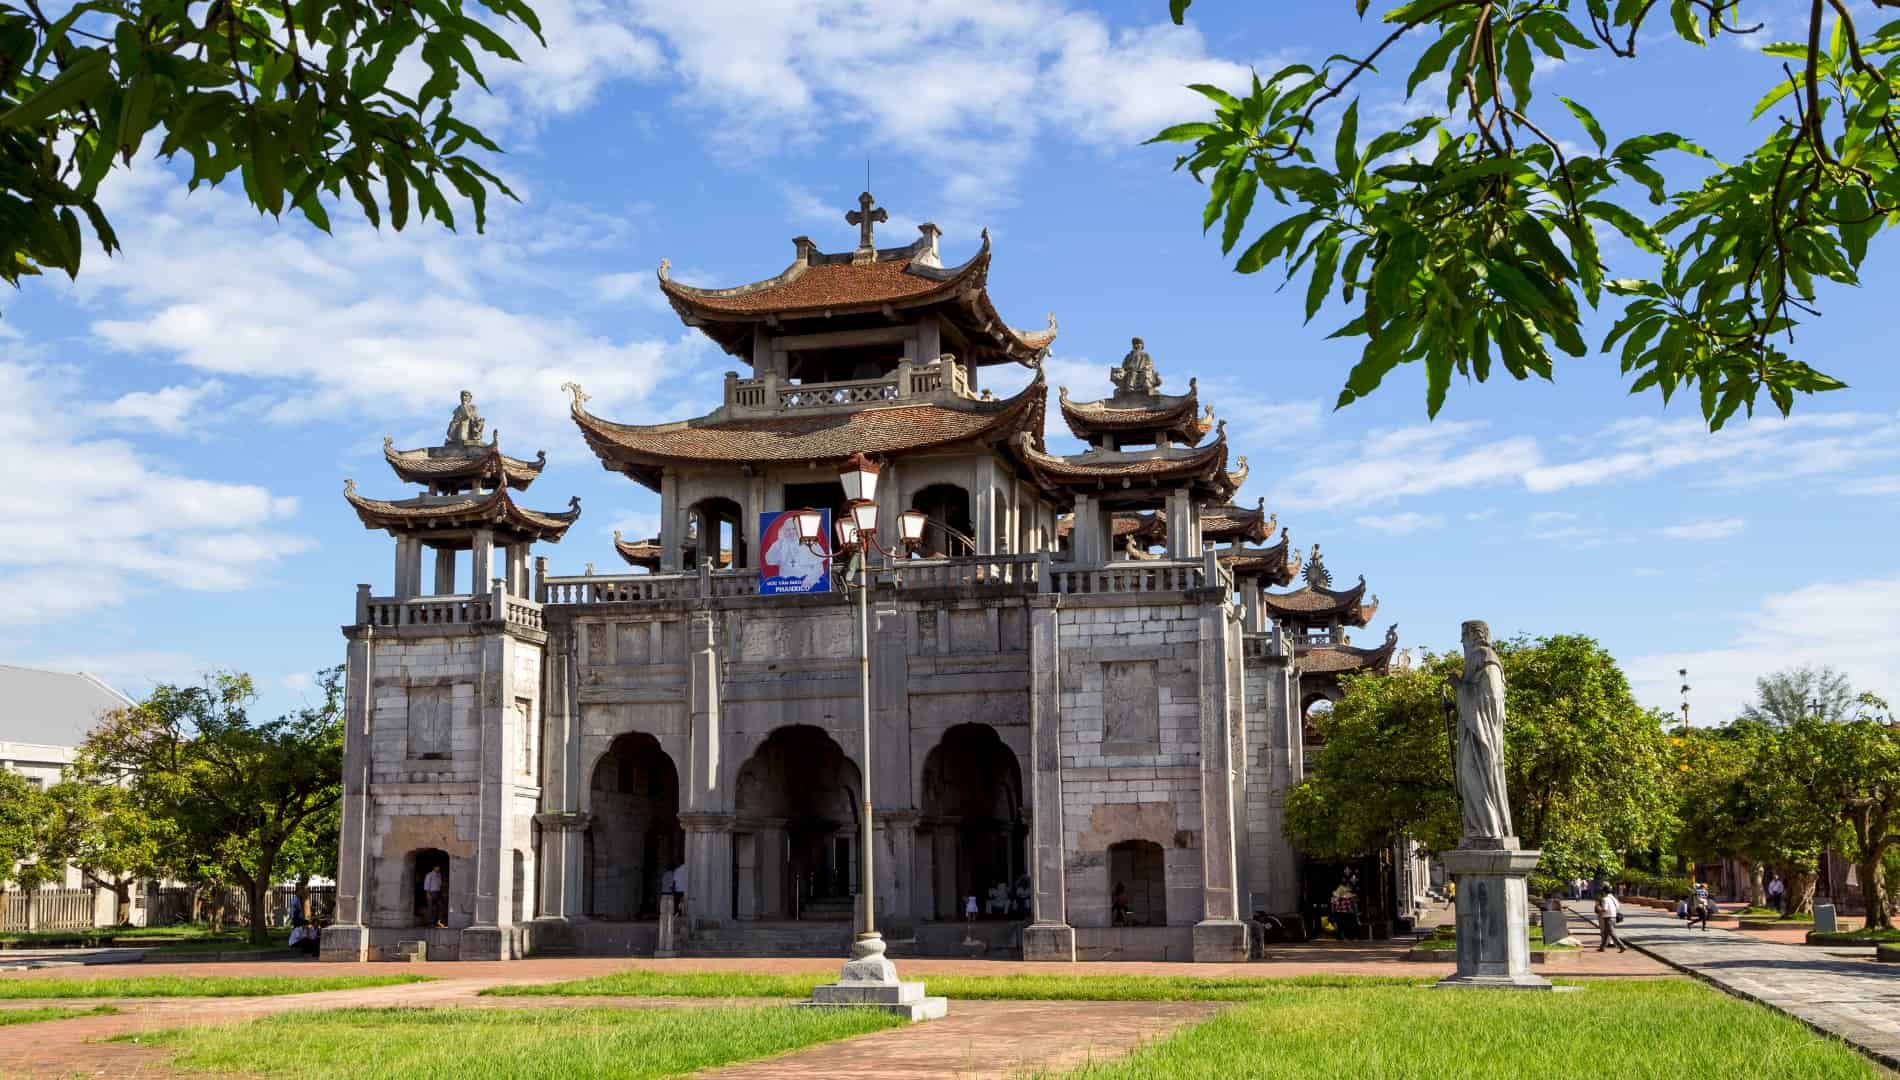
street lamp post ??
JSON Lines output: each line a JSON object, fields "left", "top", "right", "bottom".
{"left": 791, "top": 453, "right": 944, "bottom": 1021}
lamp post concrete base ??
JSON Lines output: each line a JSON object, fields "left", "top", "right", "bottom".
{"left": 800, "top": 933, "right": 947, "bottom": 1021}
{"left": 1433, "top": 844, "right": 1555, "bottom": 991}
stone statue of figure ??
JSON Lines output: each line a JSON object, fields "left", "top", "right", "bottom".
{"left": 1109, "top": 336, "right": 1162, "bottom": 394}
{"left": 445, "top": 390, "right": 485, "bottom": 446}
{"left": 1451, "top": 619, "right": 1514, "bottom": 844}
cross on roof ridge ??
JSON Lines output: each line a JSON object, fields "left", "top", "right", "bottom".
{"left": 846, "top": 190, "right": 888, "bottom": 251}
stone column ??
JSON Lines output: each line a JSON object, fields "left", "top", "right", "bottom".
{"left": 394, "top": 536, "right": 423, "bottom": 599}
{"left": 534, "top": 627, "right": 586, "bottom": 924}
{"left": 659, "top": 471, "right": 681, "bottom": 572}
{"left": 934, "top": 825, "right": 959, "bottom": 921}
{"left": 681, "top": 813, "right": 735, "bottom": 929}
{"left": 911, "top": 821, "right": 937, "bottom": 922}
{"left": 433, "top": 546, "right": 457, "bottom": 595}
{"left": 876, "top": 810, "right": 918, "bottom": 932}
{"left": 733, "top": 831, "right": 759, "bottom": 920}
{"left": 322, "top": 631, "right": 374, "bottom": 962}
{"left": 1192, "top": 591, "right": 1249, "bottom": 962}
{"left": 470, "top": 530, "right": 495, "bottom": 598}
{"left": 757, "top": 819, "right": 788, "bottom": 918}
{"left": 1072, "top": 494, "right": 1101, "bottom": 567}
{"left": 461, "top": 632, "right": 520, "bottom": 960}
{"left": 685, "top": 610, "right": 721, "bottom": 813}
{"left": 1248, "top": 629, "right": 1302, "bottom": 914}
{"left": 1023, "top": 600, "right": 1074, "bottom": 960}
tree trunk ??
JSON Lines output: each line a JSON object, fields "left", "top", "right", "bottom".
{"left": 1779, "top": 863, "right": 1818, "bottom": 915}
{"left": 1859, "top": 853, "right": 1892, "bottom": 930}
{"left": 112, "top": 879, "right": 132, "bottom": 926}
{"left": 246, "top": 878, "right": 270, "bottom": 944}
{"left": 1740, "top": 860, "right": 1766, "bottom": 908}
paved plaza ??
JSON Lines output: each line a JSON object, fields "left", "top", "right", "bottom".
{"left": 1595, "top": 905, "right": 1900, "bottom": 1069}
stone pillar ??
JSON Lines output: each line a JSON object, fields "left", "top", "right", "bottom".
{"left": 462, "top": 632, "right": 521, "bottom": 961}
{"left": 935, "top": 825, "right": 959, "bottom": 921}
{"left": 322, "top": 631, "right": 374, "bottom": 962}
{"left": 681, "top": 813, "right": 734, "bottom": 929}
{"left": 1436, "top": 846, "right": 1551, "bottom": 990}
{"left": 470, "top": 530, "right": 495, "bottom": 597}
{"left": 1165, "top": 489, "right": 1196, "bottom": 561}
{"left": 1192, "top": 592, "right": 1249, "bottom": 962}
{"left": 758, "top": 820, "right": 788, "bottom": 918}
{"left": 686, "top": 610, "right": 721, "bottom": 813}
{"left": 911, "top": 822, "right": 937, "bottom": 921}
{"left": 973, "top": 457, "right": 998, "bottom": 555}
{"left": 659, "top": 471, "right": 681, "bottom": 572}
{"left": 1071, "top": 494, "right": 1101, "bottom": 567}
{"left": 733, "top": 831, "right": 759, "bottom": 920}
{"left": 394, "top": 536, "right": 423, "bottom": 599}
{"left": 1247, "top": 629, "right": 1302, "bottom": 914}
{"left": 433, "top": 546, "right": 457, "bottom": 595}
{"left": 876, "top": 810, "right": 917, "bottom": 932}
{"left": 1023, "top": 600, "right": 1074, "bottom": 960}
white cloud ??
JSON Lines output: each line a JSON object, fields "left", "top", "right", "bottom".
{"left": 1356, "top": 511, "right": 1445, "bottom": 534}
{"left": 1528, "top": 510, "right": 1577, "bottom": 524}
{"left": 1659, "top": 517, "right": 1745, "bottom": 541}
{"left": 1525, "top": 411, "right": 1900, "bottom": 493}
{"left": 0, "top": 363, "right": 309, "bottom": 625}
{"left": 95, "top": 380, "right": 224, "bottom": 436}
{"left": 1626, "top": 574, "right": 1900, "bottom": 722}
{"left": 1841, "top": 475, "right": 1900, "bottom": 496}
{"left": 1272, "top": 420, "right": 1541, "bottom": 511}
{"left": 60, "top": 159, "right": 702, "bottom": 453}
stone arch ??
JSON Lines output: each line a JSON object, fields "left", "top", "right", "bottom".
{"left": 918, "top": 723, "right": 1027, "bottom": 920}
{"left": 408, "top": 848, "right": 451, "bottom": 928}
{"left": 1109, "top": 839, "right": 1167, "bottom": 927}
{"left": 732, "top": 725, "right": 862, "bottom": 921}
{"left": 584, "top": 733, "right": 682, "bottom": 920}
{"left": 685, "top": 496, "right": 746, "bottom": 568}
{"left": 911, "top": 484, "right": 975, "bottom": 557}
{"left": 1300, "top": 691, "right": 1339, "bottom": 744}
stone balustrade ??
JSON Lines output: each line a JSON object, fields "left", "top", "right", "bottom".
{"left": 1044, "top": 560, "right": 1205, "bottom": 595}
{"left": 355, "top": 584, "right": 544, "bottom": 631}
{"left": 721, "top": 357, "right": 971, "bottom": 415}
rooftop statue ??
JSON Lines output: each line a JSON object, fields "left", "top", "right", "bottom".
{"left": 1109, "top": 337, "right": 1163, "bottom": 395}
{"left": 446, "top": 390, "right": 487, "bottom": 447}
{"left": 1450, "top": 620, "right": 1514, "bottom": 845}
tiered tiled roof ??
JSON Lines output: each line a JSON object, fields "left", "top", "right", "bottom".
{"left": 1219, "top": 528, "right": 1299, "bottom": 586}
{"left": 344, "top": 480, "right": 581, "bottom": 543}
{"left": 657, "top": 222, "right": 1056, "bottom": 366}
{"left": 613, "top": 531, "right": 663, "bottom": 570}
{"left": 1059, "top": 381, "right": 1215, "bottom": 446}
{"left": 1203, "top": 501, "right": 1274, "bottom": 544}
{"left": 569, "top": 374, "right": 1048, "bottom": 492}
{"left": 383, "top": 438, "right": 546, "bottom": 492}
{"left": 1299, "top": 626, "right": 1400, "bottom": 675}
{"left": 1014, "top": 423, "right": 1246, "bottom": 504}
{"left": 1260, "top": 576, "right": 1380, "bottom": 626}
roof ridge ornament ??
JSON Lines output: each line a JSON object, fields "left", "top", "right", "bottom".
{"left": 445, "top": 390, "right": 487, "bottom": 448}
{"left": 846, "top": 191, "right": 888, "bottom": 255}
{"left": 1303, "top": 543, "right": 1332, "bottom": 589}
{"left": 561, "top": 381, "right": 590, "bottom": 412}
{"left": 1109, "top": 336, "right": 1162, "bottom": 396}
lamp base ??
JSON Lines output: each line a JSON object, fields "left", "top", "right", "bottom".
{"left": 799, "top": 933, "right": 947, "bottom": 1021}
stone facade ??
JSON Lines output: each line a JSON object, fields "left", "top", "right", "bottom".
{"left": 326, "top": 197, "right": 1403, "bottom": 964}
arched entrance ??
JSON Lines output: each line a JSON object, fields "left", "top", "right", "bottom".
{"left": 1301, "top": 693, "right": 1336, "bottom": 744}
{"left": 911, "top": 483, "right": 975, "bottom": 557}
{"left": 733, "top": 726, "right": 861, "bottom": 921}
{"left": 919, "top": 724, "right": 1026, "bottom": 920}
{"left": 685, "top": 496, "right": 746, "bottom": 569}
{"left": 585, "top": 734, "right": 682, "bottom": 920}
{"left": 1108, "top": 839, "right": 1167, "bottom": 926}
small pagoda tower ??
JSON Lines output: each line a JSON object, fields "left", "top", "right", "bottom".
{"left": 1259, "top": 545, "right": 1397, "bottom": 739}
{"left": 326, "top": 392, "right": 578, "bottom": 965}
{"left": 1029, "top": 338, "right": 1246, "bottom": 564}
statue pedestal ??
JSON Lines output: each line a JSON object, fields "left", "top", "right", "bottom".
{"left": 800, "top": 934, "right": 947, "bottom": 1021}
{"left": 654, "top": 895, "right": 678, "bottom": 958}
{"left": 1434, "top": 843, "right": 1553, "bottom": 991}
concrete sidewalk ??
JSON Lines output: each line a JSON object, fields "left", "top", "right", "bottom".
{"left": 1588, "top": 904, "right": 1900, "bottom": 1069}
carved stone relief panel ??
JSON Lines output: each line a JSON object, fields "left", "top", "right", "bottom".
{"left": 1102, "top": 660, "right": 1160, "bottom": 747}
{"left": 408, "top": 685, "right": 453, "bottom": 760}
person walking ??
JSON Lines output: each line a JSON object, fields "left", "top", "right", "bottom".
{"left": 1767, "top": 874, "right": 1785, "bottom": 915}
{"left": 423, "top": 864, "right": 446, "bottom": 928}
{"left": 1595, "top": 889, "right": 1627, "bottom": 953}
{"left": 1689, "top": 882, "right": 1714, "bottom": 931}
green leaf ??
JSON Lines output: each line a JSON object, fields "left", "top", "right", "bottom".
{"left": 1187, "top": 83, "right": 1241, "bottom": 111}
{"left": 1582, "top": 200, "right": 1665, "bottom": 254}
{"left": 1221, "top": 171, "right": 1258, "bottom": 255}
{"left": 1557, "top": 95, "right": 1606, "bottom": 153}
{"left": 1504, "top": 29, "right": 1534, "bottom": 108}
{"left": 1334, "top": 99, "right": 1359, "bottom": 177}
{"left": 1146, "top": 122, "right": 1221, "bottom": 144}
{"left": 1305, "top": 232, "right": 1341, "bottom": 323}
{"left": 1751, "top": 75, "right": 1800, "bottom": 120}
{"left": 1169, "top": 0, "right": 1191, "bottom": 26}
{"left": 1406, "top": 27, "right": 1466, "bottom": 96}
{"left": 1, "top": 48, "right": 111, "bottom": 130}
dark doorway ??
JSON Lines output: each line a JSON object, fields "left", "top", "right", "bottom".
{"left": 1108, "top": 840, "right": 1167, "bottom": 927}
{"left": 586, "top": 734, "right": 683, "bottom": 920}
{"left": 409, "top": 848, "right": 450, "bottom": 928}
{"left": 920, "top": 724, "right": 1026, "bottom": 920}
{"left": 733, "top": 725, "right": 862, "bottom": 920}
{"left": 911, "top": 484, "right": 976, "bottom": 557}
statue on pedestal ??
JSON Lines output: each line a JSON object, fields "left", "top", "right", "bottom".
{"left": 1109, "top": 337, "right": 1162, "bottom": 395}
{"left": 445, "top": 390, "right": 487, "bottom": 446}
{"left": 1450, "top": 620, "right": 1514, "bottom": 846}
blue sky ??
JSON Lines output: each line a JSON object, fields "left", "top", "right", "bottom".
{"left": 3, "top": 1, "right": 1896, "bottom": 724}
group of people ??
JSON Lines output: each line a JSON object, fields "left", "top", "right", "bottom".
{"left": 964, "top": 875, "right": 1032, "bottom": 924}
{"left": 1674, "top": 882, "right": 1717, "bottom": 930}
{"left": 286, "top": 891, "right": 324, "bottom": 957}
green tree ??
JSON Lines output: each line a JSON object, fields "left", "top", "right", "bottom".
{"left": 1671, "top": 720, "right": 1832, "bottom": 912}
{"left": 1780, "top": 697, "right": 1900, "bottom": 929}
{"left": 37, "top": 777, "right": 166, "bottom": 926}
{"left": 79, "top": 668, "right": 343, "bottom": 943}
{"left": 1740, "top": 664, "right": 1858, "bottom": 727}
{"left": 1, "top": 0, "right": 540, "bottom": 286}
{"left": 1286, "top": 634, "right": 1674, "bottom": 884}
{"left": 1155, "top": 1, "right": 1900, "bottom": 429}
{"left": 0, "top": 768, "right": 53, "bottom": 887}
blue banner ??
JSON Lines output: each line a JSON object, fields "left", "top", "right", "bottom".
{"left": 758, "top": 509, "right": 831, "bottom": 595}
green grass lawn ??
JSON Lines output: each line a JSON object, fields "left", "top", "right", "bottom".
{"left": 1057, "top": 979, "right": 1877, "bottom": 1078}
{"left": 116, "top": 1005, "right": 901, "bottom": 1079}
{"left": 0, "top": 924, "right": 274, "bottom": 950}
{"left": 1808, "top": 927, "right": 1900, "bottom": 945}
{"left": 1409, "top": 923, "right": 1577, "bottom": 952}
{"left": 0, "top": 1004, "right": 119, "bottom": 1026}
{"left": 486, "top": 970, "right": 1440, "bottom": 1002}
{"left": 0, "top": 974, "right": 429, "bottom": 999}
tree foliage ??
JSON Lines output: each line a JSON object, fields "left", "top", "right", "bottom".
{"left": 0, "top": 0, "right": 540, "bottom": 286}
{"left": 36, "top": 775, "right": 169, "bottom": 924}
{"left": 78, "top": 668, "right": 344, "bottom": 943}
{"left": 1779, "top": 697, "right": 1900, "bottom": 929}
{"left": 1740, "top": 663, "right": 1858, "bottom": 727}
{"left": 0, "top": 767, "right": 56, "bottom": 891}
{"left": 1286, "top": 633, "right": 1674, "bottom": 882}
{"left": 1671, "top": 719, "right": 1834, "bottom": 908}
{"left": 1157, "top": 1, "right": 1900, "bottom": 429}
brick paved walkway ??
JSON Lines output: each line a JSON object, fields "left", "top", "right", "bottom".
{"left": 1590, "top": 905, "right": 1900, "bottom": 1069}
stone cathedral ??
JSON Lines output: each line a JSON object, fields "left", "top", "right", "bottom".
{"left": 322, "top": 195, "right": 1412, "bottom": 964}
